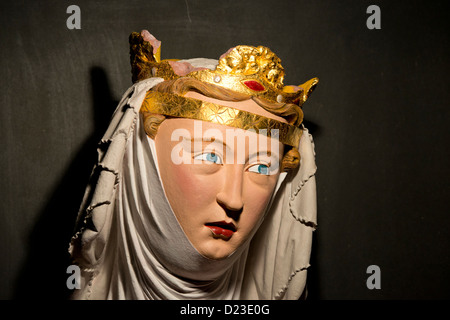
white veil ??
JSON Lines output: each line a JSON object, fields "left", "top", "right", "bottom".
{"left": 69, "top": 59, "right": 317, "bottom": 300}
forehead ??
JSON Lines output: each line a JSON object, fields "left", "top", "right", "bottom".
{"left": 161, "top": 118, "right": 284, "bottom": 157}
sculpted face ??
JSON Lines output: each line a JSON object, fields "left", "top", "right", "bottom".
{"left": 154, "top": 92, "right": 286, "bottom": 260}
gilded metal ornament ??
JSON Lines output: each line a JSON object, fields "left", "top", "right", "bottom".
{"left": 130, "top": 31, "right": 319, "bottom": 149}
{"left": 140, "top": 91, "right": 303, "bottom": 148}
{"left": 129, "top": 32, "right": 318, "bottom": 108}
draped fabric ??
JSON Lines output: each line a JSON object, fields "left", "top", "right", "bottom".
{"left": 69, "top": 59, "right": 317, "bottom": 300}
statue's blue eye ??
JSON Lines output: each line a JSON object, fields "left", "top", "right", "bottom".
{"left": 206, "top": 153, "right": 218, "bottom": 163}
{"left": 248, "top": 164, "right": 270, "bottom": 175}
{"left": 194, "top": 152, "right": 223, "bottom": 164}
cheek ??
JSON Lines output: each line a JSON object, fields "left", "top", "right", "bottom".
{"left": 241, "top": 178, "right": 278, "bottom": 225}
{"left": 245, "top": 191, "right": 271, "bottom": 218}
{"left": 166, "top": 164, "right": 218, "bottom": 209}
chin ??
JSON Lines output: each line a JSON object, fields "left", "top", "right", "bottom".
{"left": 197, "top": 239, "right": 238, "bottom": 260}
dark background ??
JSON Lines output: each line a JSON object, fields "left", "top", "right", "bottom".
{"left": 1, "top": 0, "right": 449, "bottom": 300}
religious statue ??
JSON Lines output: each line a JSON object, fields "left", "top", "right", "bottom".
{"left": 68, "top": 30, "right": 319, "bottom": 299}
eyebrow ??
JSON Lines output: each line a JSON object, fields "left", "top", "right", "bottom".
{"left": 184, "top": 137, "right": 229, "bottom": 150}
{"left": 183, "top": 137, "right": 277, "bottom": 161}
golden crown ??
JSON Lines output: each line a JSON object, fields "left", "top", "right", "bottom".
{"left": 129, "top": 31, "right": 318, "bottom": 108}
{"left": 131, "top": 31, "right": 319, "bottom": 149}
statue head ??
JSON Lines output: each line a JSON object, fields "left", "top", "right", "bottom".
{"left": 69, "top": 29, "right": 319, "bottom": 300}
{"left": 132, "top": 30, "right": 318, "bottom": 260}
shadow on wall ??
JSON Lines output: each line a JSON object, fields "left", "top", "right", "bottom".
{"left": 306, "top": 231, "right": 319, "bottom": 299}
{"left": 13, "top": 67, "right": 119, "bottom": 299}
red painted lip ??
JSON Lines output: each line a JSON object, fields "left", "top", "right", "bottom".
{"left": 205, "top": 221, "right": 237, "bottom": 239}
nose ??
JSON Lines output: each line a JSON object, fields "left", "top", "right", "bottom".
{"left": 216, "top": 165, "right": 244, "bottom": 219}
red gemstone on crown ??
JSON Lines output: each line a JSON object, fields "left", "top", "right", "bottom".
{"left": 243, "top": 80, "right": 266, "bottom": 91}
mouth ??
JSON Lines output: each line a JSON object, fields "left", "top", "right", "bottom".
{"left": 205, "top": 221, "right": 237, "bottom": 240}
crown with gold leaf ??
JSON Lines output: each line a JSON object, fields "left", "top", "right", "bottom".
{"left": 130, "top": 30, "right": 319, "bottom": 148}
